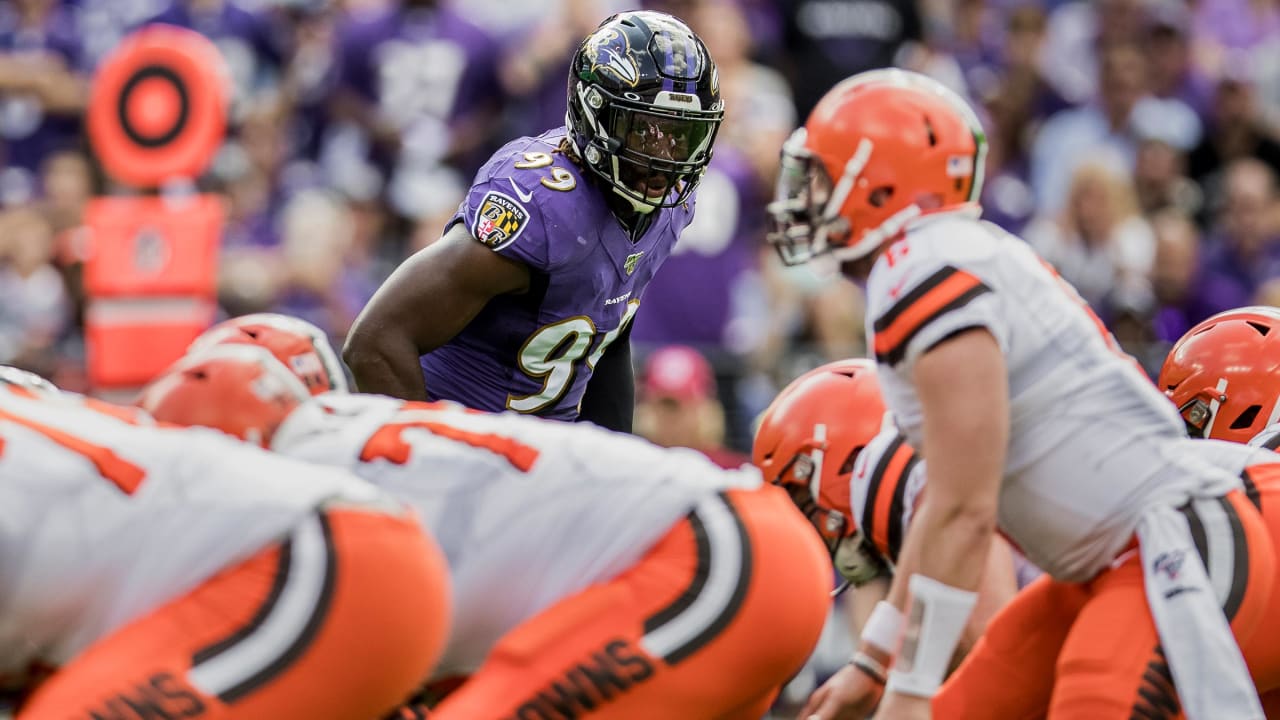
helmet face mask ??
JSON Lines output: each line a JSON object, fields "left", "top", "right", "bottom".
{"left": 767, "top": 129, "right": 846, "bottom": 266}
{"left": 752, "top": 359, "right": 892, "bottom": 572}
{"left": 567, "top": 11, "right": 724, "bottom": 211}
{"left": 781, "top": 474, "right": 847, "bottom": 554}
{"left": 1178, "top": 395, "right": 1218, "bottom": 438}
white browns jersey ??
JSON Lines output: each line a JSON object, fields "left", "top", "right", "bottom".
{"left": 865, "top": 209, "right": 1243, "bottom": 581}
{"left": 0, "top": 389, "right": 380, "bottom": 679}
{"left": 847, "top": 425, "right": 926, "bottom": 570}
{"left": 848, "top": 424, "right": 1046, "bottom": 588}
{"left": 1248, "top": 423, "right": 1280, "bottom": 452}
{"left": 269, "top": 393, "right": 763, "bottom": 677}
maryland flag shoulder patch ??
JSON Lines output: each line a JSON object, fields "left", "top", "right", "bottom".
{"left": 473, "top": 191, "right": 531, "bottom": 250}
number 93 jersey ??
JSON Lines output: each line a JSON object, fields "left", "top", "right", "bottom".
{"left": 422, "top": 127, "right": 696, "bottom": 419}
{"left": 0, "top": 389, "right": 380, "bottom": 678}
{"left": 864, "top": 209, "right": 1242, "bottom": 582}
{"left": 270, "top": 393, "right": 762, "bottom": 677}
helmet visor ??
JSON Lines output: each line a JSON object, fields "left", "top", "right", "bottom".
{"left": 606, "top": 101, "right": 722, "bottom": 206}
{"left": 618, "top": 110, "right": 716, "bottom": 164}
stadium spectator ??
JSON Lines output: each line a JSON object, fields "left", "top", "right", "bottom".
{"left": 1031, "top": 41, "right": 1150, "bottom": 214}
{"left": 0, "top": 0, "right": 89, "bottom": 204}
{"left": 270, "top": 188, "right": 372, "bottom": 341}
{"left": 1149, "top": 208, "right": 1207, "bottom": 344}
{"left": 38, "top": 148, "right": 94, "bottom": 235}
{"left": 973, "top": 6, "right": 1066, "bottom": 234}
{"left": 329, "top": 0, "right": 502, "bottom": 223}
{"left": 1024, "top": 158, "right": 1155, "bottom": 315}
{"left": 1129, "top": 96, "right": 1203, "bottom": 217}
{"left": 755, "top": 254, "right": 866, "bottom": 389}
{"left": 634, "top": 345, "right": 749, "bottom": 469}
{"left": 631, "top": 145, "right": 766, "bottom": 452}
{"left": 1039, "top": 0, "right": 1150, "bottom": 105}
{"left": 1187, "top": 70, "right": 1280, "bottom": 205}
{"left": 777, "top": 0, "right": 923, "bottom": 119}
{"left": 271, "top": 0, "right": 343, "bottom": 166}
{"left": 1194, "top": 158, "right": 1280, "bottom": 317}
{"left": 498, "top": 0, "right": 608, "bottom": 140}
{"left": 1142, "top": 0, "right": 1214, "bottom": 122}
{"left": 1192, "top": 0, "right": 1280, "bottom": 60}
{"left": 687, "top": 0, "right": 795, "bottom": 186}
{"left": 0, "top": 206, "right": 70, "bottom": 377}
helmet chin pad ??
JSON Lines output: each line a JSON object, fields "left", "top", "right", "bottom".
{"left": 615, "top": 188, "right": 659, "bottom": 214}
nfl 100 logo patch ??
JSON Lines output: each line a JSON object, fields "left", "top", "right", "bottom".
{"left": 473, "top": 191, "right": 531, "bottom": 249}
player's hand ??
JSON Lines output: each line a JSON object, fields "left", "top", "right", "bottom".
{"left": 870, "top": 691, "right": 931, "bottom": 720}
{"left": 797, "top": 663, "right": 884, "bottom": 720}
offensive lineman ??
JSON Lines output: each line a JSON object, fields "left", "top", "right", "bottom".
{"left": 137, "top": 347, "right": 832, "bottom": 719}
{"left": 0, "top": 366, "right": 450, "bottom": 718}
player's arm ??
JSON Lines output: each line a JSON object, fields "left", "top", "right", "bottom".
{"left": 344, "top": 223, "right": 530, "bottom": 399}
{"left": 577, "top": 321, "right": 634, "bottom": 432}
{"left": 874, "top": 328, "right": 1007, "bottom": 715}
{"left": 957, "top": 535, "right": 1017, "bottom": 661}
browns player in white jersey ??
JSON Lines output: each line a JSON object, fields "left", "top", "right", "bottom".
{"left": 1158, "top": 305, "right": 1280, "bottom": 718}
{"left": 0, "top": 356, "right": 450, "bottom": 719}
{"left": 137, "top": 346, "right": 833, "bottom": 719}
{"left": 753, "top": 359, "right": 1030, "bottom": 719}
{"left": 767, "top": 69, "right": 1280, "bottom": 719}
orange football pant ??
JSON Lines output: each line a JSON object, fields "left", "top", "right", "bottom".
{"left": 934, "top": 486, "right": 1280, "bottom": 719}
{"left": 431, "top": 485, "right": 833, "bottom": 720}
{"left": 19, "top": 505, "right": 452, "bottom": 720}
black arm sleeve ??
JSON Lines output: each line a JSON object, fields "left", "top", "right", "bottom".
{"left": 576, "top": 322, "right": 635, "bottom": 433}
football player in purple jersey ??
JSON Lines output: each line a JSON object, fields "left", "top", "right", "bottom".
{"left": 344, "top": 10, "right": 724, "bottom": 433}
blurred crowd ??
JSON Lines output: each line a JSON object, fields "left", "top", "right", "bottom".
{"left": 3, "top": 0, "right": 1280, "bottom": 453}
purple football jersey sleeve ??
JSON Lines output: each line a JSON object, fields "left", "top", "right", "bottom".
{"left": 453, "top": 141, "right": 557, "bottom": 271}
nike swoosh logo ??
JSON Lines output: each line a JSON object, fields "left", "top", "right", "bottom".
{"left": 510, "top": 178, "right": 533, "bottom": 203}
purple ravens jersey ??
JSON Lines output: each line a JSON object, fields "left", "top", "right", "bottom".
{"left": 421, "top": 127, "right": 695, "bottom": 420}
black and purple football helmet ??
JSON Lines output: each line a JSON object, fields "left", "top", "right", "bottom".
{"left": 566, "top": 11, "right": 724, "bottom": 211}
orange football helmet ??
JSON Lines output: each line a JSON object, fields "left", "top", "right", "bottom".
{"left": 137, "top": 344, "right": 311, "bottom": 447}
{"left": 767, "top": 69, "right": 986, "bottom": 265}
{"left": 753, "top": 358, "right": 890, "bottom": 554}
{"left": 189, "top": 313, "right": 347, "bottom": 395}
{"left": 1158, "top": 306, "right": 1280, "bottom": 443}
